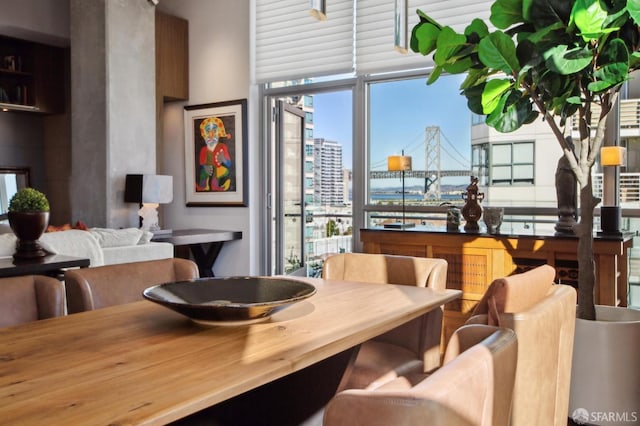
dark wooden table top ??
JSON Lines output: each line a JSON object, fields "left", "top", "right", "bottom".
{"left": 0, "top": 254, "right": 90, "bottom": 278}
{"left": 151, "top": 228, "right": 243, "bottom": 246}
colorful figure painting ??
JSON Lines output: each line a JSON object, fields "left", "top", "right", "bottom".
{"left": 183, "top": 99, "right": 247, "bottom": 207}
{"left": 194, "top": 115, "right": 236, "bottom": 192}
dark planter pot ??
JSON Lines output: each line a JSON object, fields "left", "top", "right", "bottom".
{"left": 8, "top": 211, "right": 50, "bottom": 259}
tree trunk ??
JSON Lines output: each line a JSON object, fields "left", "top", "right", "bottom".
{"left": 575, "top": 179, "right": 598, "bottom": 320}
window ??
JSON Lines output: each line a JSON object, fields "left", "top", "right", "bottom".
{"left": 472, "top": 113, "right": 485, "bottom": 126}
{"left": 303, "top": 95, "right": 313, "bottom": 107}
{"left": 366, "top": 74, "right": 471, "bottom": 226}
{"left": 490, "top": 142, "right": 534, "bottom": 185}
{"left": 472, "top": 143, "right": 489, "bottom": 186}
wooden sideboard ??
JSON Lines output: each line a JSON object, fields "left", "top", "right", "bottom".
{"left": 360, "top": 228, "right": 633, "bottom": 345}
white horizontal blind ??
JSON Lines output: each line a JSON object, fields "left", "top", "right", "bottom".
{"left": 254, "top": 0, "right": 354, "bottom": 84}
{"left": 356, "top": 0, "right": 494, "bottom": 75}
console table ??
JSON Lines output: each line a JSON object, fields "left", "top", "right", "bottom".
{"left": 152, "top": 228, "right": 242, "bottom": 277}
{"left": 361, "top": 228, "right": 632, "bottom": 344}
{"left": 0, "top": 254, "right": 90, "bottom": 279}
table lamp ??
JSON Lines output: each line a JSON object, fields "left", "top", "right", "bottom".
{"left": 125, "top": 174, "right": 173, "bottom": 234}
{"left": 384, "top": 150, "right": 414, "bottom": 229}
{"left": 599, "top": 146, "right": 626, "bottom": 235}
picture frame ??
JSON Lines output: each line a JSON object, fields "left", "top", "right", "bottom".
{"left": 183, "top": 99, "right": 248, "bottom": 207}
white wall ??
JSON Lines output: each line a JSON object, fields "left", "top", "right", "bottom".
{"left": 158, "top": 0, "right": 257, "bottom": 276}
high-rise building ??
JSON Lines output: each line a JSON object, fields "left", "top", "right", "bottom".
{"left": 313, "top": 138, "right": 344, "bottom": 206}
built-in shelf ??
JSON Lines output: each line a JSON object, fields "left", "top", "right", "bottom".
{"left": 0, "top": 35, "right": 65, "bottom": 114}
{"left": 0, "top": 102, "right": 39, "bottom": 112}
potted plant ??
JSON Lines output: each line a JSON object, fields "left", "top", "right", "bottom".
{"left": 410, "top": 0, "right": 640, "bottom": 423}
{"left": 8, "top": 187, "right": 50, "bottom": 259}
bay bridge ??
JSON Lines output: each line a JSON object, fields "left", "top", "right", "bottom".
{"left": 369, "top": 126, "right": 471, "bottom": 199}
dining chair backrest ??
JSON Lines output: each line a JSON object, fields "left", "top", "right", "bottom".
{"left": 322, "top": 252, "right": 448, "bottom": 389}
{"left": 0, "top": 274, "right": 65, "bottom": 327}
{"left": 322, "top": 324, "right": 518, "bottom": 426}
{"left": 467, "top": 264, "right": 577, "bottom": 426}
{"left": 64, "top": 257, "right": 199, "bottom": 313}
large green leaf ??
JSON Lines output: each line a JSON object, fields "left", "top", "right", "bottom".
{"left": 443, "top": 56, "right": 474, "bottom": 74}
{"left": 460, "top": 68, "right": 489, "bottom": 90}
{"left": 426, "top": 65, "right": 443, "bottom": 85}
{"left": 411, "top": 23, "right": 441, "bottom": 55}
{"left": 515, "top": 39, "right": 542, "bottom": 68}
{"left": 522, "top": 0, "right": 534, "bottom": 21}
{"left": 490, "top": 0, "right": 524, "bottom": 29}
{"left": 528, "top": 0, "right": 573, "bottom": 28}
{"left": 589, "top": 38, "right": 629, "bottom": 92}
{"left": 571, "top": 0, "right": 608, "bottom": 41}
{"left": 442, "top": 56, "right": 473, "bottom": 74}
{"left": 465, "top": 18, "right": 490, "bottom": 39}
{"left": 462, "top": 84, "right": 486, "bottom": 115}
{"left": 630, "top": 51, "right": 640, "bottom": 69}
{"left": 523, "top": 22, "right": 566, "bottom": 44}
{"left": 627, "top": 0, "right": 640, "bottom": 25}
{"left": 416, "top": 9, "right": 443, "bottom": 29}
{"left": 543, "top": 44, "right": 593, "bottom": 74}
{"left": 486, "top": 90, "right": 537, "bottom": 132}
{"left": 478, "top": 31, "right": 520, "bottom": 74}
{"left": 433, "top": 27, "right": 468, "bottom": 66}
{"left": 481, "top": 78, "right": 513, "bottom": 114}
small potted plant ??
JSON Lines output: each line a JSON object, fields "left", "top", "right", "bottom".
{"left": 8, "top": 187, "right": 50, "bottom": 259}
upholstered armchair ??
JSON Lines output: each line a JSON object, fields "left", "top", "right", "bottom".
{"left": 321, "top": 252, "right": 448, "bottom": 389}
{"left": 0, "top": 275, "right": 65, "bottom": 327}
{"left": 64, "top": 257, "right": 199, "bottom": 313}
{"left": 466, "top": 264, "right": 577, "bottom": 426}
{"left": 323, "top": 324, "right": 518, "bottom": 426}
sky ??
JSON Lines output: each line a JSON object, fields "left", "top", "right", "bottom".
{"left": 312, "top": 74, "right": 471, "bottom": 187}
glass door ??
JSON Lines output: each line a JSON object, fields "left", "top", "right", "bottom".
{"left": 276, "top": 101, "right": 306, "bottom": 275}
{"left": 266, "top": 89, "right": 354, "bottom": 277}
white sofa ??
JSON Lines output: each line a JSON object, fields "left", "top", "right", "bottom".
{"left": 0, "top": 226, "right": 173, "bottom": 267}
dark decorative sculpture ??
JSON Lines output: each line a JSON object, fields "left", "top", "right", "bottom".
{"left": 554, "top": 137, "right": 578, "bottom": 235}
{"left": 461, "top": 176, "right": 484, "bottom": 232}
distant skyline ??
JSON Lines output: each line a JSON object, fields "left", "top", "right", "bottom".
{"left": 312, "top": 74, "right": 471, "bottom": 187}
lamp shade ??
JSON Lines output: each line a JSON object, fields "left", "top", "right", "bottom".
{"left": 600, "top": 146, "right": 626, "bottom": 167}
{"left": 387, "top": 155, "right": 412, "bottom": 171}
{"left": 124, "top": 174, "right": 173, "bottom": 204}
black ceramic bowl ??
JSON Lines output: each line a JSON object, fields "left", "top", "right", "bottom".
{"left": 143, "top": 276, "right": 316, "bottom": 325}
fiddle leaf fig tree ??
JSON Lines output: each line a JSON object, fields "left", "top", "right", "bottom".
{"left": 411, "top": 0, "right": 640, "bottom": 320}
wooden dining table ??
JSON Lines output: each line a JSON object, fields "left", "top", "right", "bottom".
{"left": 0, "top": 277, "right": 461, "bottom": 425}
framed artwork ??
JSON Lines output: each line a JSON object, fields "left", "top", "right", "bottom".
{"left": 183, "top": 99, "right": 248, "bottom": 207}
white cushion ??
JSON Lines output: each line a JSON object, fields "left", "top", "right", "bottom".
{"left": 102, "top": 242, "right": 173, "bottom": 265}
{"left": 89, "top": 228, "right": 144, "bottom": 248}
{"left": 0, "top": 233, "right": 16, "bottom": 256}
{"left": 138, "top": 230, "right": 153, "bottom": 245}
{"left": 40, "top": 229, "right": 105, "bottom": 266}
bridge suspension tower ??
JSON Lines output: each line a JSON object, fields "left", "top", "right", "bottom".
{"left": 424, "top": 126, "right": 442, "bottom": 199}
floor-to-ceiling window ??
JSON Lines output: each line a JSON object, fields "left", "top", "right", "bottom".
{"left": 255, "top": 1, "right": 640, "bottom": 306}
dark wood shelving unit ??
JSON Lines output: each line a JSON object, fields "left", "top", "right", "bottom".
{"left": 0, "top": 35, "right": 65, "bottom": 114}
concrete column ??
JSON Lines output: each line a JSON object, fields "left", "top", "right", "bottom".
{"left": 70, "top": 0, "right": 156, "bottom": 228}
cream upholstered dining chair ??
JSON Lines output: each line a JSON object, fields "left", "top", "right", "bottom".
{"left": 64, "top": 257, "right": 199, "bottom": 313}
{"left": 0, "top": 275, "right": 66, "bottom": 327}
{"left": 466, "top": 264, "right": 576, "bottom": 426}
{"left": 321, "top": 252, "right": 448, "bottom": 390}
{"left": 323, "top": 324, "right": 518, "bottom": 426}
